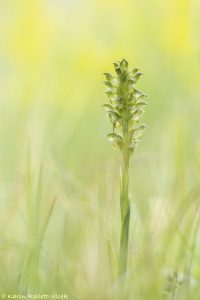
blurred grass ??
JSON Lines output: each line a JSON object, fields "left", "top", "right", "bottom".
{"left": 1, "top": 0, "right": 200, "bottom": 299}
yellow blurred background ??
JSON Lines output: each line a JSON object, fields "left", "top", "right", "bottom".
{"left": 0, "top": 0, "right": 200, "bottom": 174}
{"left": 1, "top": 1, "right": 200, "bottom": 297}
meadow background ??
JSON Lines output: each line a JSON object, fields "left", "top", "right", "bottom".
{"left": 1, "top": 0, "right": 200, "bottom": 299}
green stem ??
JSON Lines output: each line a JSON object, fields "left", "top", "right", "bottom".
{"left": 118, "top": 150, "right": 130, "bottom": 276}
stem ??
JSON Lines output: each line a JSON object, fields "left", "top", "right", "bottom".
{"left": 118, "top": 149, "right": 130, "bottom": 276}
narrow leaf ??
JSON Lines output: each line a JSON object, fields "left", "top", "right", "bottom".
{"left": 107, "top": 240, "right": 118, "bottom": 282}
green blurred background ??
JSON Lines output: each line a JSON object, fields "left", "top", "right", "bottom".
{"left": 1, "top": 0, "right": 200, "bottom": 299}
